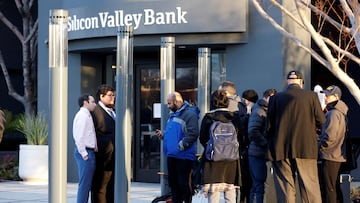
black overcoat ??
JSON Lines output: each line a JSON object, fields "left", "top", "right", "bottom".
{"left": 267, "top": 84, "right": 326, "bottom": 161}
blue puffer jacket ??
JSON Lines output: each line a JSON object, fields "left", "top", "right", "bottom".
{"left": 163, "top": 101, "right": 200, "bottom": 160}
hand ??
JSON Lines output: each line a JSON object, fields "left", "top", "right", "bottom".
{"left": 178, "top": 140, "right": 185, "bottom": 151}
{"left": 83, "top": 155, "right": 88, "bottom": 160}
{"left": 155, "top": 129, "right": 163, "bottom": 139}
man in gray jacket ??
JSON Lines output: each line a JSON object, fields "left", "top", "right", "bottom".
{"left": 319, "top": 85, "right": 348, "bottom": 203}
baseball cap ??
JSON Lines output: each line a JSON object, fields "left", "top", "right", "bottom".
{"left": 287, "top": 70, "right": 303, "bottom": 79}
{"left": 321, "top": 85, "right": 342, "bottom": 98}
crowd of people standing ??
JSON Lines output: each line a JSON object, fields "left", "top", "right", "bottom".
{"left": 72, "top": 70, "right": 351, "bottom": 203}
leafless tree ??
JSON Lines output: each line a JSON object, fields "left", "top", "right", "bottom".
{"left": 0, "top": 0, "right": 38, "bottom": 117}
{"left": 252, "top": 0, "right": 360, "bottom": 104}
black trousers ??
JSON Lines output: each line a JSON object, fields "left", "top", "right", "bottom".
{"left": 167, "top": 157, "right": 193, "bottom": 203}
{"left": 239, "top": 154, "right": 251, "bottom": 203}
{"left": 91, "top": 154, "right": 114, "bottom": 203}
{"left": 320, "top": 159, "right": 343, "bottom": 203}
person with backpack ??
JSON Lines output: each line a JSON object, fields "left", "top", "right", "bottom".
{"left": 155, "top": 91, "right": 200, "bottom": 203}
{"left": 218, "top": 81, "right": 247, "bottom": 203}
{"left": 318, "top": 85, "right": 348, "bottom": 203}
{"left": 247, "top": 88, "right": 277, "bottom": 203}
{"left": 199, "top": 89, "right": 241, "bottom": 203}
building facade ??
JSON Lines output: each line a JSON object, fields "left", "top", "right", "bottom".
{"left": 37, "top": 0, "right": 327, "bottom": 183}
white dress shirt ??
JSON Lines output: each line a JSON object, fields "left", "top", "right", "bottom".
{"left": 73, "top": 107, "right": 97, "bottom": 158}
{"left": 98, "top": 101, "right": 116, "bottom": 119}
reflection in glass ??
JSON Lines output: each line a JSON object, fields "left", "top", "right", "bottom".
{"left": 139, "top": 68, "right": 160, "bottom": 169}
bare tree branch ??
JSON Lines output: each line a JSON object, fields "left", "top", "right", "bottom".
{"left": 348, "top": 0, "right": 360, "bottom": 53}
{"left": 271, "top": 0, "right": 307, "bottom": 30}
{"left": 303, "top": 0, "right": 351, "bottom": 33}
{"left": 340, "top": 0, "right": 354, "bottom": 23}
{"left": 252, "top": 0, "right": 360, "bottom": 104}
{"left": 0, "top": 0, "right": 37, "bottom": 116}
{"left": 0, "top": 50, "right": 24, "bottom": 103}
{"left": 252, "top": 0, "right": 329, "bottom": 67}
{"left": 24, "top": 19, "right": 38, "bottom": 44}
{"left": 0, "top": 12, "right": 23, "bottom": 41}
{"left": 29, "top": 0, "right": 35, "bottom": 9}
{"left": 15, "top": 0, "right": 25, "bottom": 17}
{"left": 298, "top": 1, "right": 360, "bottom": 103}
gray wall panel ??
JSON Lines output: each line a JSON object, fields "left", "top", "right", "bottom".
{"left": 226, "top": 1, "right": 283, "bottom": 96}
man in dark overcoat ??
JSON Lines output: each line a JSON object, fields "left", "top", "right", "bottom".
{"left": 267, "top": 70, "right": 326, "bottom": 203}
{"left": 91, "top": 84, "right": 116, "bottom": 203}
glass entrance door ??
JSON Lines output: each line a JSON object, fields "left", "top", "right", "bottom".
{"left": 135, "top": 66, "right": 161, "bottom": 182}
{"left": 134, "top": 63, "right": 198, "bottom": 183}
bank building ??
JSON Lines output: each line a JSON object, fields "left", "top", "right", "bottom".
{"left": 33, "top": 0, "right": 360, "bottom": 192}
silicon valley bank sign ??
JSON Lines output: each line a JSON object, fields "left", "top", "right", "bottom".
{"left": 69, "top": 7, "right": 188, "bottom": 31}
{"left": 67, "top": 0, "right": 247, "bottom": 40}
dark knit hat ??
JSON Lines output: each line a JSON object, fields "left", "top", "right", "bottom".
{"left": 242, "top": 89, "right": 258, "bottom": 103}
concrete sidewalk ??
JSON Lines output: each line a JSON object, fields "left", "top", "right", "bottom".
{"left": 0, "top": 181, "right": 208, "bottom": 203}
{"left": 0, "top": 181, "right": 161, "bottom": 203}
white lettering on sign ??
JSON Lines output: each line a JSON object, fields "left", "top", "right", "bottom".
{"left": 68, "top": 7, "right": 188, "bottom": 32}
{"left": 68, "top": 15, "right": 99, "bottom": 31}
{"left": 144, "top": 7, "right": 187, "bottom": 25}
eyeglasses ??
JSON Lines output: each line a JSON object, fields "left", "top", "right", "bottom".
{"left": 105, "top": 94, "right": 115, "bottom": 97}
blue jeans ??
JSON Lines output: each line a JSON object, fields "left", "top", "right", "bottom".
{"left": 74, "top": 148, "right": 96, "bottom": 203}
{"left": 248, "top": 156, "right": 267, "bottom": 203}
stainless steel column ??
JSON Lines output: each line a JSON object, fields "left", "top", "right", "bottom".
{"left": 197, "top": 48, "right": 211, "bottom": 152}
{"left": 48, "top": 9, "right": 68, "bottom": 203}
{"left": 160, "top": 36, "right": 175, "bottom": 195}
{"left": 115, "top": 26, "right": 133, "bottom": 203}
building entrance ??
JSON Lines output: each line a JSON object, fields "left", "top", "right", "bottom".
{"left": 134, "top": 62, "right": 198, "bottom": 182}
{"left": 78, "top": 48, "right": 225, "bottom": 183}
{"left": 132, "top": 48, "right": 226, "bottom": 183}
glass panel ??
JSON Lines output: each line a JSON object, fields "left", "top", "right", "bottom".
{"left": 211, "top": 51, "right": 226, "bottom": 93}
{"left": 138, "top": 65, "right": 199, "bottom": 170}
{"left": 139, "top": 68, "right": 161, "bottom": 169}
{"left": 136, "top": 53, "right": 225, "bottom": 173}
{"left": 176, "top": 65, "right": 198, "bottom": 105}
